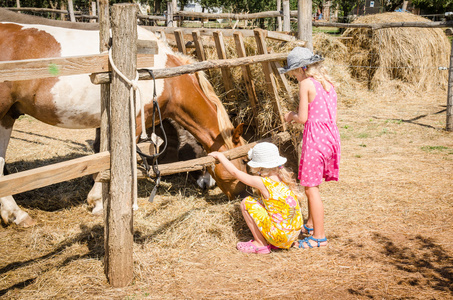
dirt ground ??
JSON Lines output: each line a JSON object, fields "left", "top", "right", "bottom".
{"left": 0, "top": 84, "right": 452, "bottom": 299}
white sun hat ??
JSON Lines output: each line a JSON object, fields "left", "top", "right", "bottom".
{"left": 247, "top": 142, "right": 287, "bottom": 169}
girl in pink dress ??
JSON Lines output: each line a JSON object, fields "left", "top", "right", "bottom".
{"left": 280, "top": 47, "right": 341, "bottom": 249}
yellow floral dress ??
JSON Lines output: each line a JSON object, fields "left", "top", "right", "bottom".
{"left": 243, "top": 177, "right": 303, "bottom": 249}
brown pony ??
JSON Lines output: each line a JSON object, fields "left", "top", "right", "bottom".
{"left": 0, "top": 8, "right": 246, "bottom": 226}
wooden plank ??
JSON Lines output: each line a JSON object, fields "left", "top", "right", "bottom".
{"left": 283, "top": 0, "right": 290, "bottom": 32}
{"left": 192, "top": 30, "right": 206, "bottom": 61}
{"left": 312, "top": 20, "right": 453, "bottom": 29}
{"left": 166, "top": 0, "right": 174, "bottom": 27}
{"left": 143, "top": 26, "right": 296, "bottom": 42}
{"left": 0, "top": 142, "right": 153, "bottom": 199}
{"left": 174, "top": 10, "right": 281, "bottom": 20}
{"left": 254, "top": 29, "right": 287, "bottom": 131}
{"left": 99, "top": 0, "right": 110, "bottom": 222}
{"left": 213, "top": 31, "right": 235, "bottom": 102}
{"left": 233, "top": 31, "right": 259, "bottom": 129}
{"left": 67, "top": 0, "right": 76, "bottom": 22}
{"left": 0, "top": 152, "right": 110, "bottom": 198}
{"left": 0, "top": 52, "right": 155, "bottom": 82}
{"left": 91, "top": 52, "right": 289, "bottom": 84}
{"left": 98, "top": 131, "right": 291, "bottom": 181}
{"left": 299, "top": 0, "right": 313, "bottom": 49}
{"left": 174, "top": 29, "right": 186, "bottom": 54}
{"left": 271, "top": 60, "right": 294, "bottom": 104}
{"left": 106, "top": 3, "right": 134, "bottom": 288}
{"left": 0, "top": 131, "right": 289, "bottom": 198}
{"left": 276, "top": 0, "right": 282, "bottom": 31}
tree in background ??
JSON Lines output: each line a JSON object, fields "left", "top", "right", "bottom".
{"left": 411, "top": 0, "right": 453, "bottom": 14}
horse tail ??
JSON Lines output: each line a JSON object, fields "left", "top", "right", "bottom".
{"left": 195, "top": 71, "right": 236, "bottom": 150}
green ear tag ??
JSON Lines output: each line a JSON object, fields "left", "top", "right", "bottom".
{"left": 48, "top": 63, "right": 60, "bottom": 76}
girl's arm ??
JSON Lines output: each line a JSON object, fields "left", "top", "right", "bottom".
{"left": 284, "top": 78, "right": 315, "bottom": 124}
{"left": 208, "top": 152, "right": 269, "bottom": 197}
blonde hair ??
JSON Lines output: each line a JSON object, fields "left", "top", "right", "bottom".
{"left": 305, "top": 62, "right": 337, "bottom": 91}
{"left": 250, "top": 166, "right": 303, "bottom": 200}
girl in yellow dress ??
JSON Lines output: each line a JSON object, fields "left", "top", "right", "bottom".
{"left": 209, "top": 142, "right": 303, "bottom": 254}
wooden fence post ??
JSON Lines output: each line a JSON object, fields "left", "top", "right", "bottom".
{"left": 90, "top": 1, "right": 97, "bottom": 23}
{"left": 105, "top": 3, "right": 136, "bottom": 287}
{"left": 192, "top": 30, "right": 211, "bottom": 77}
{"left": 447, "top": 38, "right": 453, "bottom": 131}
{"left": 60, "top": 2, "right": 66, "bottom": 21}
{"left": 298, "top": 0, "right": 312, "bottom": 50}
{"left": 276, "top": 0, "right": 282, "bottom": 31}
{"left": 213, "top": 31, "right": 236, "bottom": 102}
{"left": 166, "top": 1, "right": 174, "bottom": 27}
{"left": 174, "top": 29, "right": 187, "bottom": 54}
{"left": 233, "top": 31, "right": 260, "bottom": 129}
{"left": 192, "top": 30, "right": 206, "bottom": 61}
{"left": 254, "top": 29, "right": 286, "bottom": 131}
{"left": 98, "top": 0, "right": 111, "bottom": 283}
{"left": 283, "top": 0, "right": 290, "bottom": 32}
{"left": 67, "top": 0, "right": 76, "bottom": 22}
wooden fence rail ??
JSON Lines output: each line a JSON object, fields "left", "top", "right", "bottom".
{"left": 6, "top": 7, "right": 453, "bottom": 29}
{"left": 144, "top": 26, "right": 296, "bottom": 42}
{"left": 90, "top": 52, "right": 288, "bottom": 84}
{"left": 0, "top": 131, "right": 290, "bottom": 198}
{"left": 313, "top": 20, "right": 453, "bottom": 29}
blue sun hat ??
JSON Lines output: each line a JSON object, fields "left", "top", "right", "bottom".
{"left": 278, "top": 47, "right": 324, "bottom": 74}
{"left": 247, "top": 142, "right": 287, "bottom": 169}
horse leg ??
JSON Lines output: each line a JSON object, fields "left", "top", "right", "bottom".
{"left": 87, "top": 128, "right": 140, "bottom": 215}
{"left": 87, "top": 180, "right": 103, "bottom": 215}
{"left": 86, "top": 128, "right": 103, "bottom": 215}
{"left": 0, "top": 122, "right": 35, "bottom": 227}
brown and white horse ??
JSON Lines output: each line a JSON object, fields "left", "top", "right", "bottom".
{"left": 0, "top": 8, "right": 246, "bottom": 227}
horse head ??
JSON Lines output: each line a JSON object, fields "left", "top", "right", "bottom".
{"left": 135, "top": 48, "right": 248, "bottom": 199}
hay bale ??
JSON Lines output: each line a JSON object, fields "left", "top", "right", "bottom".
{"left": 341, "top": 12, "right": 450, "bottom": 92}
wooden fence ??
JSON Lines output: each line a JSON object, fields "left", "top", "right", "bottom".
{"left": 0, "top": 3, "right": 295, "bottom": 287}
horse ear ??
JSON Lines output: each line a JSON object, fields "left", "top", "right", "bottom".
{"left": 232, "top": 123, "right": 244, "bottom": 145}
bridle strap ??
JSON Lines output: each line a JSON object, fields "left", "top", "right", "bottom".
{"left": 135, "top": 69, "right": 168, "bottom": 202}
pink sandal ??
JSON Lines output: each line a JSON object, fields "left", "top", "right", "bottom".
{"left": 237, "top": 240, "right": 271, "bottom": 254}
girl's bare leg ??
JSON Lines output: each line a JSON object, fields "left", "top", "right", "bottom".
{"left": 241, "top": 199, "right": 268, "bottom": 247}
{"left": 303, "top": 186, "right": 328, "bottom": 247}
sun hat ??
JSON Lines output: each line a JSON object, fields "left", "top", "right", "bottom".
{"left": 247, "top": 142, "right": 287, "bottom": 169}
{"left": 278, "top": 47, "right": 324, "bottom": 74}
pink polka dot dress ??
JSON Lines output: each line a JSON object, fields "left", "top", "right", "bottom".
{"left": 298, "top": 78, "right": 341, "bottom": 187}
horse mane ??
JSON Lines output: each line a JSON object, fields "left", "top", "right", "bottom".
{"left": 175, "top": 53, "right": 237, "bottom": 150}
{"left": 0, "top": 7, "right": 98, "bottom": 30}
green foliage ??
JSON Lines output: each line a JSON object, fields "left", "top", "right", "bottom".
{"left": 411, "top": 0, "right": 453, "bottom": 14}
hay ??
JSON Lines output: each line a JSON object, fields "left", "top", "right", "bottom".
{"left": 180, "top": 13, "right": 450, "bottom": 138}
{"left": 341, "top": 12, "right": 450, "bottom": 93}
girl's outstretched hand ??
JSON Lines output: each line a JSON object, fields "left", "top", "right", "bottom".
{"left": 208, "top": 151, "right": 225, "bottom": 161}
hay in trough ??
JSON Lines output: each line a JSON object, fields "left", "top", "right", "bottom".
{"left": 341, "top": 12, "right": 450, "bottom": 93}
{"left": 198, "top": 34, "right": 368, "bottom": 148}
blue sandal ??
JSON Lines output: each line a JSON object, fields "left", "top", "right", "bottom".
{"left": 297, "top": 236, "right": 328, "bottom": 249}
{"left": 302, "top": 224, "right": 313, "bottom": 235}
